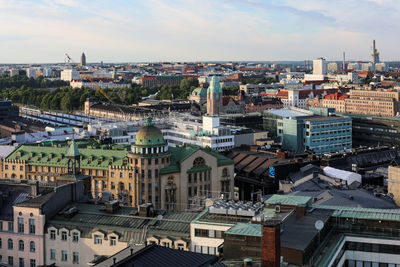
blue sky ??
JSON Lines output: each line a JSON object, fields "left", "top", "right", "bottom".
{"left": 1, "top": 0, "right": 399, "bottom": 63}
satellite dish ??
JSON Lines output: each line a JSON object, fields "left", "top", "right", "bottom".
{"left": 315, "top": 220, "right": 324, "bottom": 231}
{"left": 157, "top": 215, "right": 163, "bottom": 221}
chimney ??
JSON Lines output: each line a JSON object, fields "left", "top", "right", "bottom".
{"left": 262, "top": 220, "right": 281, "bottom": 267}
{"left": 31, "top": 181, "right": 39, "bottom": 197}
{"left": 342, "top": 51, "right": 346, "bottom": 70}
{"left": 105, "top": 200, "right": 120, "bottom": 213}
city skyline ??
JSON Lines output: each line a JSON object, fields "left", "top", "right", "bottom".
{"left": 1, "top": 0, "right": 399, "bottom": 63}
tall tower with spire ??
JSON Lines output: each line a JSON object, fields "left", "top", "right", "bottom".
{"left": 206, "top": 76, "right": 223, "bottom": 115}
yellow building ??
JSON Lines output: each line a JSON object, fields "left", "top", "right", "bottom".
{"left": 388, "top": 165, "right": 400, "bottom": 206}
{"left": 1, "top": 118, "right": 235, "bottom": 211}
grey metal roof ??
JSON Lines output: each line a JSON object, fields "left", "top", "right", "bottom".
{"left": 47, "top": 203, "right": 198, "bottom": 243}
{"left": 265, "top": 108, "right": 311, "bottom": 118}
{"left": 110, "top": 244, "right": 226, "bottom": 267}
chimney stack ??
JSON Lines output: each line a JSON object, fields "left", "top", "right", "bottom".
{"left": 342, "top": 51, "right": 346, "bottom": 70}
{"left": 31, "top": 181, "right": 39, "bottom": 197}
{"left": 262, "top": 220, "right": 281, "bottom": 267}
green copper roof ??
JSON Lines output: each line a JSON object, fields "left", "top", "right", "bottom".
{"left": 265, "top": 195, "right": 312, "bottom": 206}
{"left": 66, "top": 140, "right": 80, "bottom": 157}
{"left": 135, "top": 117, "right": 165, "bottom": 146}
{"left": 6, "top": 141, "right": 129, "bottom": 170}
{"left": 207, "top": 76, "right": 222, "bottom": 99}
{"left": 160, "top": 145, "right": 234, "bottom": 175}
{"left": 225, "top": 223, "right": 262, "bottom": 237}
{"left": 191, "top": 87, "right": 207, "bottom": 96}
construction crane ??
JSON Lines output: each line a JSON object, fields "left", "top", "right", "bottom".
{"left": 65, "top": 53, "right": 131, "bottom": 122}
{"left": 65, "top": 53, "right": 111, "bottom": 102}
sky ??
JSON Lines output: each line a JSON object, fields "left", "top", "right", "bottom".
{"left": 1, "top": 0, "right": 399, "bottom": 63}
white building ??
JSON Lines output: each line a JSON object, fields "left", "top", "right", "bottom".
{"left": 327, "top": 62, "right": 338, "bottom": 73}
{"left": 60, "top": 69, "right": 81, "bottom": 81}
{"left": 70, "top": 79, "right": 130, "bottom": 89}
{"left": 281, "top": 89, "right": 308, "bottom": 109}
{"left": 87, "top": 114, "right": 250, "bottom": 152}
{"left": 313, "top": 58, "right": 327, "bottom": 75}
{"left": 26, "top": 68, "right": 37, "bottom": 79}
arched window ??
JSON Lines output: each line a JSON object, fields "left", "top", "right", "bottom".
{"left": 19, "top": 240, "right": 24, "bottom": 251}
{"left": 8, "top": 238, "right": 13, "bottom": 250}
{"left": 193, "top": 157, "right": 205, "bottom": 166}
{"left": 30, "top": 241, "right": 35, "bottom": 252}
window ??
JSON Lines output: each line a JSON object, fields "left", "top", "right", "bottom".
{"left": 110, "top": 236, "right": 116, "bottom": 246}
{"left": 94, "top": 235, "right": 102, "bottom": 245}
{"left": 8, "top": 256, "right": 13, "bottom": 266}
{"left": 8, "top": 238, "right": 13, "bottom": 249}
{"left": 50, "top": 230, "right": 56, "bottom": 240}
{"left": 19, "top": 257, "right": 24, "bottom": 267}
{"left": 18, "top": 217, "right": 24, "bottom": 233}
{"left": 72, "top": 232, "right": 79, "bottom": 242}
{"left": 29, "top": 219, "right": 35, "bottom": 234}
{"left": 50, "top": 249, "right": 56, "bottom": 260}
{"left": 119, "top": 172, "right": 123, "bottom": 178}
{"left": 0, "top": 221, "right": 2, "bottom": 230}
{"left": 30, "top": 259, "right": 36, "bottom": 267}
{"left": 193, "top": 157, "right": 205, "bottom": 167}
{"left": 61, "top": 231, "right": 67, "bottom": 241}
{"left": 30, "top": 241, "right": 35, "bottom": 252}
{"left": 111, "top": 182, "right": 115, "bottom": 189}
{"left": 19, "top": 240, "right": 24, "bottom": 251}
{"left": 0, "top": 237, "right": 2, "bottom": 248}
{"left": 73, "top": 252, "right": 79, "bottom": 264}
{"left": 61, "top": 250, "right": 67, "bottom": 261}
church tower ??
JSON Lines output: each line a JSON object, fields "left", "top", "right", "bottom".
{"left": 206, "top": 76, "right": 223, "bottom": 115}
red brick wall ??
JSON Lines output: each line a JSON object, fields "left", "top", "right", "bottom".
{"left": 262, "top": 224, "right": 280, "bottom": 267}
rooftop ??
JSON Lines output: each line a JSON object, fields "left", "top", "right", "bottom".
{"left": 265, "top": 195, "right": 312, "bottom": 206}
{"left": 265, "top": 108, "right": 312, "bottom": 118}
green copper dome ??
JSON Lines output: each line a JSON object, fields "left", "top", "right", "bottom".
{"left": 135, "top": 117, "right": 165, "bottom": 146}
{"left": 191, "top": 87, "right": 207, "bottom": 96}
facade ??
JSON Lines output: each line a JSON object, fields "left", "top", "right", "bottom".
{"left": 388, "top": 165, "right": 400, "bottom": 206}
{"left": 137, "top": 75, "right": 184, "bottom": 88}
{"left": 309, "top": 89, "right": 400, "bottom": 117}
{"left": 0, "top": 181, "right": 85, "bottom": 267}
{"left": 70, "top": 79, "right": 130, "bottom": 89}
{"left": 1, "top": 121, "right": 234, "bottom": 211}
{"left": 313, "top": 58, "right": 327, "bottom": 75}
{"left": 60, "top": 69, "right": 81, "bottom": 82}
{"left": 264, "top": 107, "right": 352, "bottom": 154}
{"left": 44, "top": 202, "right": 197, "bottom": 267}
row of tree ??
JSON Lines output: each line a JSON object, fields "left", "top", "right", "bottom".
{"left": 0, "top": 75, "right": 67, "bottom": 90}
{"left": 0, "top": 76, "right": 201, "bottom": 112}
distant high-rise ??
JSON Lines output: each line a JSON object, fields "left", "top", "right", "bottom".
{"left": 312, "top": 58, "right": 327, "bottom": 75}
{"left": 80, "top": 52, "right": 86, "bottom": 66}
{"left": 372, "top": 40, "right": 380, "bottom": 65}
{"left": 342, "top": 51, "right": 346, "bottom": 70}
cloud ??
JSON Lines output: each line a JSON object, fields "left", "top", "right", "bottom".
{"left": 0, "top": 0, "right": 399, "bottom": 62}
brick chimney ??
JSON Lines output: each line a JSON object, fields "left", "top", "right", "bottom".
{"left": 262, "top": 220, "right": 281, "bottom": 267}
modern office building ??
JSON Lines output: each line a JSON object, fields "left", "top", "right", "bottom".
{"left": 264, "top": 107, "right": 352, "bottom": 154}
